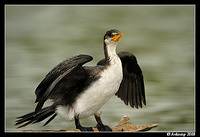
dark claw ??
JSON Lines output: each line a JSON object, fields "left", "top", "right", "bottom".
{"left": 78, "top": 126, "right": 94, "bottom": 132}
{"left": 96, "top": 124, "right": 112, "bottom": 131}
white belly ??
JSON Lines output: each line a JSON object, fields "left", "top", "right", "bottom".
{"left": 56, "top": 56, "right": 123, "bottom": 121}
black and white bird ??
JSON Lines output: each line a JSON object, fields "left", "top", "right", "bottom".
{"left": 15, "top": 29, "right": 146, "bottom": 131}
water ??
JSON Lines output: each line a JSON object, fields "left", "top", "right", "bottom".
{"left": 5, "top": 5, "right": 195, "bottom": 132}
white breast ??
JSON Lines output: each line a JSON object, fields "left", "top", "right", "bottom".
{"left": 56, "top": 55, "right": 123, "bottom": 121}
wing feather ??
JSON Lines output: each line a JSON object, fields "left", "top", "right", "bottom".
{"left": 34, "top": 54, "right": 93, "bottom": 114}
{"left": 123, "top": 78, "right": 129, "bottom": 106}
{"left": 35, "top": 54, "right": 93, "bottom": 103}
{"left": 128, "top": 79, "right": 133, "bottom": 108}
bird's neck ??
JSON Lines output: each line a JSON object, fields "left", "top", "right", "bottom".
{"left": 104, "top": 41, "right": 118, "bottom": 65}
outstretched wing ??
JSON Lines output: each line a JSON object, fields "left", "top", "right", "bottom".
{"left": 97, "top": 51, "right": 146, "bottom": 108}
{"left": 34, "top": 54, "right": 93, "bottom": 114}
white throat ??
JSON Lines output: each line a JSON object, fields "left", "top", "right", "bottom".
{"left": 104, "top": 39, "right": 119, "bottom": 64}
{"left": 107, "top": 43, "right": 117, "bottom": 56}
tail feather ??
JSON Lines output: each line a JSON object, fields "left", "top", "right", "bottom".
{"left": 43, "top": 113, "right": 57, "bottom": 126}
{"left": 15, "top": 106, "right": 56, "bottom": 128}
{"left": 16, "top": 107, "right": 49, "bottom": 124}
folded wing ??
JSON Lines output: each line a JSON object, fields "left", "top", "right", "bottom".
{"left": 34, "top": 54, "right": 93, "bottom": 114}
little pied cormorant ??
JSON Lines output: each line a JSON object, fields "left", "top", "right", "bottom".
{"left": 15, "top": 29, "right": 146, "bottom": 131}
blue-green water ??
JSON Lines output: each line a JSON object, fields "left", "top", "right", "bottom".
{"left": 5, "top": 5, "right": 195, "bottom": 132}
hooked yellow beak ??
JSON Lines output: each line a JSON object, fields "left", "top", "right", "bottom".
{"left": 111, "top": 33, "right": 124, "bottom": 42}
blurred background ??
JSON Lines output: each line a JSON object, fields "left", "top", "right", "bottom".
{"left": 5, "top": 5, "right": 195, "bottom": 132}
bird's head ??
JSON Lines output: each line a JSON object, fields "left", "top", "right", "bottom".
{"left": 104, "top": 29, "right": 124, "bottom": 45}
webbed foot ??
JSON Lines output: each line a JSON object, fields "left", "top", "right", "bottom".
{"left": 96, "top": 124, "right": 112, "bottom": 131}
{"left": 77, "top": 126, "right": 94, "bottom": 131}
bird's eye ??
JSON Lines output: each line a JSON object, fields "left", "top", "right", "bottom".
{"left": 111, "top": 33, "right": 118, "bottom": 36}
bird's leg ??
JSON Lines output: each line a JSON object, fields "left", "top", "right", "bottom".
{"left": 94, "top": 113, "right": 112, "bottom": 131}
{"left": 74, "top": 115, "right": 94, "bottom": 131}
